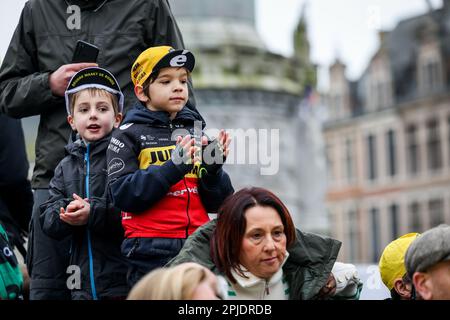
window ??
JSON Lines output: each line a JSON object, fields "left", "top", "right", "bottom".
{"left": 386, "top": 130, "right": 397, "bottom": 177}
{"left": 427, "top": 119, "right": 442, "bottom": 171}
{"left": 345, "top": 138, "right": 354, "bottom": 182}
{"left": 406, "top": 125, "right": 419, "bottom": 175}
{"left": 370, "top": 208, "right": 380, "bottom": 263}
{"left": 409, "top": 202, "right": 422, "bottom": 233}
{"left": 429, "top": 199, "right": 444, "bottom": 227}
{"left": 347, "top": 210, "right": 359, "bottom": 262}
{"left": 334, "top": 94, "right": 342, "bottom": 115}
{"left": 418, "top": 42, "right": 443, "bottom": 94}
{"left": 422, "top": 60, "right": 442, "bottom": 92}
{"left": 367, "top": 134, "right": 377, "bottom": 181}
{"left": 389, "top": 204, "right": 399, "bottom": 240}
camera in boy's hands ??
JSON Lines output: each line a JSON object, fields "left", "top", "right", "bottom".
{"left": 171, "top": 135, "right": 199, "bottom": 173}
{"left": 200, "top": 138, "right": 227, "bottom": 176}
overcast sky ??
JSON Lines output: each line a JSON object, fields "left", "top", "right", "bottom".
{"left": 0, "top": 0, "right": 444, "bottom": 89}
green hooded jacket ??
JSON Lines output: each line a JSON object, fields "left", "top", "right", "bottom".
{"left": 167, "top": 220, "right": 342, "bottom": 300}
{"left": 0, "top": 223, "right": 23, "bottom": 300}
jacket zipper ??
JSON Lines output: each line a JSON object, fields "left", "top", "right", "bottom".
{"left": 126, "top": 238, "right": 140, "bottom": 258}
{"left": 168, "top": 120, "right": 192, "bottom": 237}
{"left": 264, "top": 280, "right": 270, "bottom": 298}
{"left": 84, "top": 144, "right": 98, "bottom": 300}
{"left": 183, "top": 178, "right": 191, "bottom": 238}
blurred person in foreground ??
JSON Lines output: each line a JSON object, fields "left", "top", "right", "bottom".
{"left": 168, "top": 187, "right": 362, "bottom": 300}
{"left": 127, "top": 262, "right": 225, "bottom": 300}
{"left": 0, "top": 114, "right": 33, "bottom": 299}
{"left": 405, "top": 224, "right": 450, "bottom": 300}
{"left": 379, "top": 233, "right": 420, "bottom": 300}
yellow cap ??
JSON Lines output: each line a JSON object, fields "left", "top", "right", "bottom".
{"left": 131, "top": 46, "right": 195, "bottom": 87}
{"left": 379, "top": 233, "right": 420, "bottom": 290}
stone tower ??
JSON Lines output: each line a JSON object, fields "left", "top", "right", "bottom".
{"left": 170, "top": 0, "right": 329, "bottom": 234}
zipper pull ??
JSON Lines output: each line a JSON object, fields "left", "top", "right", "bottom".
{"left": 265, "top": 280, "right": 270, "bottom": 296}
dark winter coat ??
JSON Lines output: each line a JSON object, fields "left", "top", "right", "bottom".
{"left": 0, "top": 114, "right": 32, "bottom": 259}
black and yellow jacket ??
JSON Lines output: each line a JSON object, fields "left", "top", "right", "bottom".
{"left": 107, "top": 104, "right": 234, "bottom": 239}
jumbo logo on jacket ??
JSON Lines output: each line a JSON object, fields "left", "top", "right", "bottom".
{"left": 138, "top": 145, "right": 200, "bottom": 178}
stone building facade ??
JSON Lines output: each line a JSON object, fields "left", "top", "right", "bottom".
{"left": 324, "top": 1, "right": 450, "bottom": 262}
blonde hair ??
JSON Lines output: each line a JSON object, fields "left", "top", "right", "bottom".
{"left": 127, "top": 263, "right": 211, "bottom": 300}
{"left": 69, "top": 88, "right": 119, "bottom": 115}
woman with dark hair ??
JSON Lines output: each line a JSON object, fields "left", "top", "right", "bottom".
{"left": 168, "top": 187, "right": 362, "bottom": 300}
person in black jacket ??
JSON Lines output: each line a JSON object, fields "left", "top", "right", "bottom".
{"left": 107, "top": 46, "right": 234, "bottom": 287}
{"left": 0, "top": 0, "right": 197, "bottom": 300}
{"left": 0, "top": 114, "right": 32, "bottom": 299}
{"left": 40, "top": 67, "right": 128, "bottom": 300}
{"left": 0, "top": 114, "right": 33, "bottom": 261}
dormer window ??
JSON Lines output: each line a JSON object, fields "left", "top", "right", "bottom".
{"left": 417, "top": 42, "right": 444, "bottom": 94}
{"left": 328, "top": 60, "right": 350, "bottom": 120}
{"left": 366, "top": 55, "right": 393, "bottom": 111}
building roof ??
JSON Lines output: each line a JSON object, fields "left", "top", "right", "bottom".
{"left": 170, "top": 0, "right": 265, "bottom": 50}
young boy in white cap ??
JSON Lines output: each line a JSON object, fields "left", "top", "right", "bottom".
{"left": 107, "top": 46, "right": 234, "bottom": 287}
{"left": 40, "top": 67, "right": 128, "bottom": 300}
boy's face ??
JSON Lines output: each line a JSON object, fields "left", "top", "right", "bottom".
{"left": 67, "top": 90, "right": 122, "bottom": 143}
{"left": 136, "top": 67, "right": 188, "bottom": 118}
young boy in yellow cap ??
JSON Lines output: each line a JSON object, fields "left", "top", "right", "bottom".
{"left": 378, "top": 232, "right": 420, "bottom": 300}
{"left": 107, "top": 46, "right": 234, "bottom": 287}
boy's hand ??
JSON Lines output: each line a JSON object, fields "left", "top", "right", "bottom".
{"left": 172, "top": 135, "right": 200, "bottom": 168}
{"left": 200, "top": 130, "right": 231, "bottom": 176}
{"left": 49, "top": 63, "right": 98, "bottom": 97}
{"left": 59, "top": 193, "right": 90, "bottom": 226}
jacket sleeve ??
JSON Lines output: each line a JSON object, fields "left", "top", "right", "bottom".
{"left": 198, "top": 168, "right": 234, "bottom": 213}
{"left": 87, "top": 197, "right": 123, "bottom": 238}
{"left": 285, "top": 229, "right": 342, "bottom": 300}
{"left": 39, "top": 163, "right": 73, "bottom": 240}
{"left": 107, "top": 128, "right": 189, "bottom": 213}
{"left": 0, "top": 3, "right": 61, "bottom": 118}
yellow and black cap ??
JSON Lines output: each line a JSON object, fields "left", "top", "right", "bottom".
{"left": 131, "top": 46, "right": 195, "bottom": 87}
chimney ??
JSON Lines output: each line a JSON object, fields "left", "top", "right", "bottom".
{"left": 378, "top": 30, "right": 389, "bottom": 47}
{"left": 444, "top": 0, "right": 450, "bottom": 11}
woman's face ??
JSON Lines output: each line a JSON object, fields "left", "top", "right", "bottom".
{"left": 239, "top": 205, "right": 287, "bottom": 279}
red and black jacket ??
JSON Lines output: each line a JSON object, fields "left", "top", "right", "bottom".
{"left": 107, "top": 104, "right": 233, "bottom": 239}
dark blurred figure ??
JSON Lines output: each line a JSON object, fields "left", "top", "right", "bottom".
{"left": 0, "top": 114, "right": 32, "bottom": 260}
{"left": 0, "top": 114, "right": 32, "bottom": 299}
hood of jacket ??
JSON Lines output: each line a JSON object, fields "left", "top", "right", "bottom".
{"left": 65, "top": 133, "right": 112, "bottom": 158}
{"left": 122, "top": 103, "right": 206, "bottom": 129}
{"left": 65, "top": 0, "right": 109, "bottom": 11}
